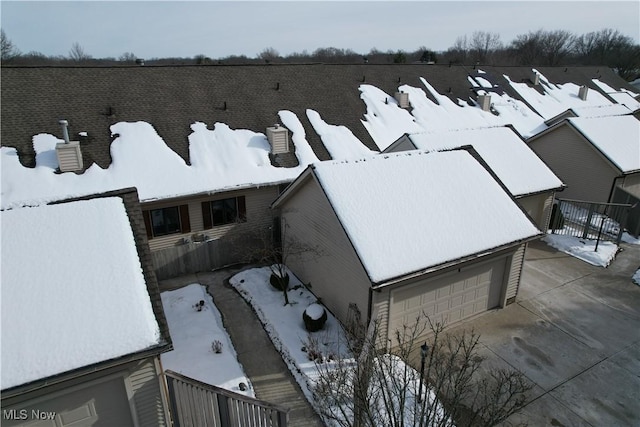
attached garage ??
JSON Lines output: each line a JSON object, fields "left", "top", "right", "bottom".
{"left": 389, "top": 257, "right": 506, "bottom": 333}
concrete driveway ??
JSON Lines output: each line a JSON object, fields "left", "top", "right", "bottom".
{"left": 448, "top": 239, "right": 640, "bottom": 426}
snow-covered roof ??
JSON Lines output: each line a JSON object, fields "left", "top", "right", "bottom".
{"left": 310, "top": 150, "right": 541, "bottom": 284}
{"left": 568, "top": 115, "right": 640, "bottom": 173}
{"left": 1, "top": 197, "right": 162, "bottom": 390}
{"left": 407, "top": 127, "right": 564, "bottom": 196}
{"left": 1, "top": 117, "right": 319, "bottom": 209}
{"left": 505, "top": 70, "right": 636, "bottom": 120}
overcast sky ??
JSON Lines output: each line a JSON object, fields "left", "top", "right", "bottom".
{"left": 1, "top": 1, "right": 638, "bottom": 60}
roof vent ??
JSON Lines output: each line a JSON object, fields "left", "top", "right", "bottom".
{"left": 55, "top": 120, "right": 83, "bottom": 172}
{"left": 394, "top": 92, "right": 410, "bottom": 108}
{"left": 266, "top": 124, "right": 290, "bottom": 154}
{"left": 531, "top": 71, "right": 540, "bottom": 85}
{"left": 578, "top": 85, "right": 588, "bottom": 101}
{"left": 478, "top": 94, "right": 491, "bottom": 111}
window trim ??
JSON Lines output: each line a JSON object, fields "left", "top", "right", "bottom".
{"left": 202, "top": 196, "right": 246, "bottom": 229}
{"left": 143, "top": 205, "right": 191, "bottom": 239}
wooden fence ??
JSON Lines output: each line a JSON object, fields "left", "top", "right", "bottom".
{"left": 151, "top": 240, "right": 237, "bottom": 280}
{"left": 164, "top": 370, "right": 289, "bottom": 427}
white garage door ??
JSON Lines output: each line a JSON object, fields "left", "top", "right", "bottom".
{"left": 389, "top": 257, "right": 506, "bottom": 338}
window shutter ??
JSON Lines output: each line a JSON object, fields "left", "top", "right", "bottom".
{"left": 179, "top": 204, "right": 191, "bottom": 233}
{"left": 238, "top": 196, "right": 247, "bottom": 222}
{"left": 202, "top": 201, "right": 212, "bottom": 230}
{"left": 142, "top": 210, "right": 153, "bottom": 239}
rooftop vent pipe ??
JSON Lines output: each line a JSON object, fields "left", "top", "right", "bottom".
{"left": 578, "top": 85, "right": 588, "bottom": 101}
{"left": 59, "top": 119, "right": 70, "bottom": 144}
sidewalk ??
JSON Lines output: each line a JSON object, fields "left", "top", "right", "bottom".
{"left": 159, "top": 268, "right": 325, "bottom": 427}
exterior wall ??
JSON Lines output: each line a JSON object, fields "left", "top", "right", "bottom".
{"left": 382, "top": 135, "right": 416, "bottom": 153}
{"left": 504, "top": 244, "right": 526, "bottom": 304}
{"left": 619, "top": 172, "right": 640, "bottom": 199}
{"left": 144, "top": 186, "right": 279, "bottom": 252}
{"left": 529, "top": 125, "right": 619, "bottom": 202}
{"left": 516, "top": 191, "right": 554, "bottom": 231}
{"left": 373, "top": 249, "right": 517, "bottom": 349}
{"left": 1, "top": 357, "right": 168, "bottom": 427}
{"left": 277, "top": 176, "right": 372, "bottom": 325}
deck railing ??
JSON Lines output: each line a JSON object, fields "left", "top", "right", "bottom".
{"left": 549, "top": 198, "right": 632, "bottom": 249}
{"left": 164, "top": 370, "right": 289, "bottom": 427}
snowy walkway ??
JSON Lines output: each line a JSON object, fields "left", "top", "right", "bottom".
{"left": 159, "top": 269, "right": 324, "bottom": 427}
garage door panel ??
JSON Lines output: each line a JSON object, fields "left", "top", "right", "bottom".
{"left": 390, "top": 258, "right": 506, "bottom": 339}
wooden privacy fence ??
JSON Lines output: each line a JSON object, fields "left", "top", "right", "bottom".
{"left": 164, "top": 370, "right": 289, "bottom": 427}
{"left": 152, "top": 240, "right": 237, "bottom": 280}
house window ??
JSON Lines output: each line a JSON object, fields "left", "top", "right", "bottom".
{"left": 202, "top": 196, "right": 246, "bottom": 229}
{"left": 143, "top": 205, "right": 191, "bottom": 239}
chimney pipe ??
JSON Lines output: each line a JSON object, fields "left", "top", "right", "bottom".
{"left": 59, "top": 120, "right": 70, "bottom": 144}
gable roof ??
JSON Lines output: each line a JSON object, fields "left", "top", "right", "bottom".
{"left": 567, "top": 115, "right": 640, "bottom": 174}
{"left": 1, "top": 188, "right": 171, "bottom": 394}
{"left": 394, "top": 126, "right": 565, "bottom": 196}
{"left": 277, "top": 150, "right": 541, "bottom": 285}
{"left": 2, "top": 65, "right": 636, "bottom": 208}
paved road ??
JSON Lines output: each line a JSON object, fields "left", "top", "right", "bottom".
{"left": 446, "top": 239, "right": 640, "bottom": 426}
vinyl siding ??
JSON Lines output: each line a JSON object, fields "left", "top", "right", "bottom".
{"left": 517, "top": 191, "right": 554, "bottom": 231}
{"left": 529, "top": 125, "right": 619, "bottom": 202}
{"left": 144, "top": 186, "right": 279, "bottom": 252}
{"left": 505, "top": 244, "right": 526, "bottom": 303}
{"left": 620, "top": 172, "right": 640, "bottom": 199}
{"left": 278, "top": 176, "right": 372, "bottom": 325}
{"left": 127, "top": 358, "right": 168, "bottom": 427}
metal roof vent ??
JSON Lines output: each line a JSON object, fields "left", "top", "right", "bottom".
{"left": 266, "top": 124, "right": 290, "bottom": 154}
{"left": 478, "top": 94, "right": 492, "bottom": 111}
{"left": 55, "top": 120, "right": 83, "bottom": 172}
{"left": 531, "top": 71, "right": 540, "bottom": 85}
{"left": 394, "top": 92, "right": 410, "bottom": 108}
{"left": 578, "top": 85, "right": 589, "bottom": 101}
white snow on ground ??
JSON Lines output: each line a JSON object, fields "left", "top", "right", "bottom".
{"left": 229, "top": 266, "right": 448, "bottom": 426}
{"left": 1, "top": 117, "right": 316, "bottom": 209}
{"left": 311, "top": 150, "right": 541, "bottom": 283}
{"left": 359, "top": 84, "right": 423, "bottom": 150}
{"left": 229, "top": 266, "right": 348, "bottom": 405}
{"left": 160, "top": 284, "right": 254, "bottom": 397}
{"left": 306, "top": 109, "right": 375, "bottom": 159}
{"left": 542, "top": 233, "right": 618, "bottom": 267}
{"left": 505, "top": 70, "right": 626, "bottom": 120}
{"left": 568, "top": 116, "right": 640, "bottom": 173}
{"left": 1, "top": 198, "right": 161, "bottom": 389}
{"left": 406, "top": 126, "right": 564, "bottom": 196}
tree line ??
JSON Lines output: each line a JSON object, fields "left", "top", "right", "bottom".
{"left": 2, "top": 28, "right": 639, "bottom": 80}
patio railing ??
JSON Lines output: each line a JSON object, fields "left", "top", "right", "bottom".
{"left": 549, "top": 198, "right": 632, "bottom": 249}
{"left": 164, "top": 370, "right": 289, "bottom": 427}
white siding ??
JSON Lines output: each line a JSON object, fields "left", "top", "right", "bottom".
{"left": 127, "top": 358, "right": 168, "bottom": 427}
{"left": 278, "top": 177, "right": 372, "bottom": 325}
{"left": 505, "top": 244, "right": 526, "bottom": 303}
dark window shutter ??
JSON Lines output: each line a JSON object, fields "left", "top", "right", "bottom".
{"left": 179, "top": 204, "right": 191, "bottom": 233}
{"left": 237, "top": 196, "right": 247, "bottom": 222}
{"left": 142, "top": 210, "right": 153, "bottom": 239}
{"left": 202, "top": 201, "right": 212, "bottom": 229}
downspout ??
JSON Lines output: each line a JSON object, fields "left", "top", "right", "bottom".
{"left": 607, "top": 174, "right": 625, "bottom": 203}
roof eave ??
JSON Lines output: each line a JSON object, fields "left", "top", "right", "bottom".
{"left": 371, "top": 232, "right": 543, "bottom": 290}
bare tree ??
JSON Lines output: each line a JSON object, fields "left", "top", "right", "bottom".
{"left": 234, "top": 216, "right": 322, "bottom": 305}
{"left": 257, "top": 47, "right": 280, "bottom": 62}
{"left": 1, "top": 29, "right": 20, "bottom": 62}
{"left": 510, "top": 29, "right": 575, "bottom": 66}
{"left": 68, "top": 42, "right": 92, "bottom": 61}
{"left": 119, "top": 51, "right": 137, "bottom": 62}
{"left": 313, "top": 313, "right": 532, "bottom": 427}
{"left": 468, "top": 31, "right": 502, "bottom": 64}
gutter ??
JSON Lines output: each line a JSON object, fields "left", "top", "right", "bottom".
{"left": 371, "top": 232, "right": 543, "bottom": 290}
